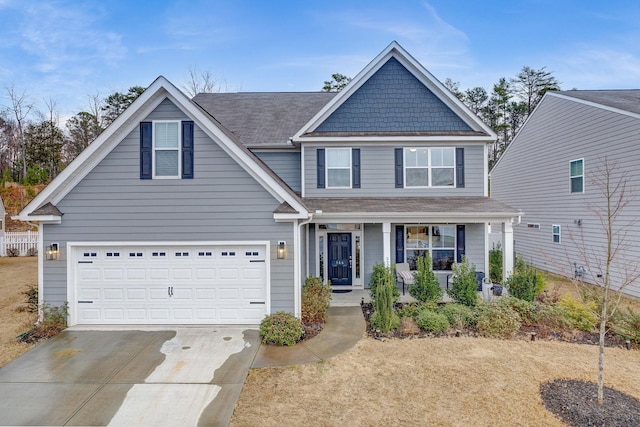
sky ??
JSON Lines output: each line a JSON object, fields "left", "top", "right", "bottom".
{"left": 1, "top": 0, "right": 640, "bottom": 119}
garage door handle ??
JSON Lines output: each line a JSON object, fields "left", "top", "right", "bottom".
{"left": 78, "top": 261, "right": 93, "bottom": 264}
{"left": 249, "top": 301, "right": 265, "bottom": 304}
{"left": 249, "top": 260, "right": 266, "bottom": 263}
{"left": 78, "top": 300, "right": 93, "bottom": 304}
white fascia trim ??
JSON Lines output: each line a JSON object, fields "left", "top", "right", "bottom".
{"left": 296, "top": 136, "right": 494, "bottom": 144}
{"left": 292, "top": 41, "right": 496, "bottom": 141}
{"left": 312, "top": 212, "right": 523, "bottom": 223}
{"left": 19, "top": 76, "right": 308, "bottom": 219}
{"left": 12, "top": 214, "right": 61, "bottom": 224}
{"left": 274, "top": 213, "right": 309, "bottom": 221}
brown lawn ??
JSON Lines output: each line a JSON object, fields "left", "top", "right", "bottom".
{"left": 0, "top": 256, "right": 38, "bottom": 367}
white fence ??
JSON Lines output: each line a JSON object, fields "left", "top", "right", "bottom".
{"left": 0, "top": 231, "right": 39, "bottom": 256}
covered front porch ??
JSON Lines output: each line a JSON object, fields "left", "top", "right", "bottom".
{"left": 299, "top": 197, "right": 521, "bottom": 292}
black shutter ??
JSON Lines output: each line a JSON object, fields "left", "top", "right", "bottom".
{"left": 395, "top": 148, "right": 403, "bottom": 188}
{"left": 456, "top": 224, "right": 466, "bottom": 262}
{"left": 140, "top": 122, "right": 152, "bottom": 179}
{"left": 317, "top": 148, "right": 325, "bottom": 189}
{"left": 456, "top": 147, "right": 465, "bottom": 188}
{"left": 352, "top": 148, "right": 360, "bottom": 188}
{"left": 182, "top": 121, "right": 194, "bottom": 179}
{"left": 395, "top": 225, "right": 404, "bottom": 263}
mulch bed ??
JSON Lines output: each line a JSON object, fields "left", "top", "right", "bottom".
{"left": 541, "top": 379, "right": 640, "bottom": 426}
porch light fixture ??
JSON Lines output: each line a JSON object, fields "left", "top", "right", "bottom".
{"left": 277, "top": 241, "right": 286, "bottom": 259}
{"left": 46, "top": 243, "right": 59, "bottom": 261}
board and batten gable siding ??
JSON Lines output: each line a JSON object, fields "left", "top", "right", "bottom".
{"left": 253, "top": 151, "right": 301, "bottom": 193}
{"left": 304, "top": 144, "right": 484, "bottom": 197}
{"left": 42, "top": 98, "right": 296, "bottom": 311}
{"left": 491, "top": 94, "right": 640, "bottom": 298}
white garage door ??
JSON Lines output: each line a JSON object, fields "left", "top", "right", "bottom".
{"left": 72, "top": 243, "right": 268, "bottom": 325}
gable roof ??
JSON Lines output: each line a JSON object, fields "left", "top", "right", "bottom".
{"left": 16, "top": 77, "right": 309, "bottom": 222}
{"left": 293, "top": 41, "right": 496, "bottom": 143}
{"left": 193, "top": 92, "right": 336, "bottom": 148}
{"left": 551, "top": 90, "right": 640, "bottom": 117}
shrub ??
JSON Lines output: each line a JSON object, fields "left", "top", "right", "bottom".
{"left": 369, "top": 263, "right": 400, "bottom": 304}
{"left": 500, "top": 297, "right": 537, "bottom": 326}
{"left": 397, "top": 302, "right": 438, "bottom": 320}
{"left": 448, "top": 256, "right": 479, "bottom": 307}
{"left": 475, "top": 300, "right": 522, "bottom": 338}
{"left": 301, "top": 276, "right": 332, "bottom": 324}
{"left": 22, "top": 285, "right": 39, "bottom": 313}
{"left": 27, "top": 247, "right": 38, "bottom": 257}
{"left": 6, "top": 246, "right": 19, "bottom": 257}
{"left": 416, "top": 310, "right": 450, "bottom": 333}
{"left": 259, "top": 311, "right": 303, "bottom": 346}
{"left": 505, "top": 256, "right": 545, "bottom": 302}
{"left": 370, "top": 264, "right": 400, "bottom": 333}
{"left": 399, "top": 316, "right": 421, "bottom": 335}
{"left": 557, "top": 294, "right": 597, "bottom": 332}
{"left": 17, "top": 302, "right": 68, "bottom": 343}
{"left": 440, "top": 303, "right": 475, "bottom": 329}
{"left": 614, "top": 307, "right": 640, "bottom": 346}
{"left": 409, "top": 253, "right": 443, "bottom": 302}
{"left": 489, "top": 243, "right": 503, "bottom": 283}
{"left": 534, "top": 303, "right": 572, "bottom": 336}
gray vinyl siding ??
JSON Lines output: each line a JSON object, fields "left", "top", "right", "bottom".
{"left": 491, "top": 94, "right": 640, "bottom": 298}
{"left": 304, "top": 144, "right": 484, "bottom": 197}
{"left": 253, "top": 151, "right": 301, "bottom": 193}
{"left": 363, "top": 224, "right": 383, "bottom": 287}
{"left": 308, "top": 224, "right": 316, "bottom": 277}
{"left": 42, "top": 99, "right": 296, "bottom": 312}
{"left": 465, "top": 223, "right": 486, "bottom": 274}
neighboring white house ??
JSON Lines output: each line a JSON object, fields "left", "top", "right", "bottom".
{"left": 491, "top": 90, "right": 640, "bottom": 299}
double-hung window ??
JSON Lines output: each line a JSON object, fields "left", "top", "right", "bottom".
{"left": 404, "top": 147, "right": 455, "bottom": 187}
{"left": 154, "top": 121, "right": 181, "bottom": 178}
{"left": 552, "top": 225, "right": 561, "bottom": 243}
{"left": 570, "top": 159, "right": 584, "bottom": 193}
{"left": 405, "top": 225, "right": 455, "bottom": 270}
{"left": 326, "top": 148, "right": 351, "bottom": 188}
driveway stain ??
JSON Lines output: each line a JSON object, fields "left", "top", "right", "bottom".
{"left": 55, "top": 347, "right": 81, "bottom": 358}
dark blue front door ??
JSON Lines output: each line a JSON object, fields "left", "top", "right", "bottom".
{"left": 328, "top": 233, "right": 352, "bottom": 286}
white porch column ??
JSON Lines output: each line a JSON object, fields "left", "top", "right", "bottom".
{"left": 382, "top": 222, "right": 391, "bottom": 266}
{"left": 502, "top": 221, "right": 514, "bottom": 280}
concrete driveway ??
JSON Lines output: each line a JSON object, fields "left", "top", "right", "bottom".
{"left": 0, "top": 326, "right": 260, "bottom": 426}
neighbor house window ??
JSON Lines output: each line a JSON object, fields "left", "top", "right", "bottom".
{"left": 326, "top": 148, "right": 351, "bottom": 188}
{"left": 405, "top": 225, "right": 455, "bottom": 270}
{"left": 552, "top": 225, "right": 561, "bottom": 243}
{"left": 404, "top": 148, "right": 455, "bottom": 187}
{"left": 570, "top": 159, "right": 584, "bottom": 193}
{"left": 154, "top": 121, "right": 181, "bottom": 178}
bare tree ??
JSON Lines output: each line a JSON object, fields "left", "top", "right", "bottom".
{"left": 569, "top": 158, "right": 640, "bottom": 403}
{"left": 4, "top": 85, "right": 35, "bottom": 180}
{"left": 182, "top": 66, "right": 230, "bottom": 97}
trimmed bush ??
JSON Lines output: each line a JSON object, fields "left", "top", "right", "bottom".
{"left": 301, "top": 276, "right": 332, "bottom": 324}
{"left": 409, "top": 253, "right": 443, "bottom": 302}
{"left": 448, "top": 256, "right": 479, "bottom": 307}
{"left": 505, "top": 256, "right": 545, "bottom": 302}
{"left": 6, "top": 246, "right": 19, "bottom": 257}
{"left": 440, "top": 303, "right": 475, "bottom": 329}
{"left": 369, "top": 263, "right": 400, "bottom": 304}
{"left": 557, "top": 294, "right": 597, "bottom": 332}
{"left": 259, "top": 311, "right": 303, "bottom": 346}
{"left": 534, "top": 303, "right": 572, "bottom": 337}
{"left": 475, "top": 300, "right": 522, "bottom": 338}
{"left": 397, "top": 302, "right": 438, "bottom": 320}
{"left": 416, "top": 310, "right": 450, "bottom": 333}
{"left": 370, "top": 264, "right": 400, "bottom": 333}
{"left": 500, "top": 297, "right": 537, "bottom": 326}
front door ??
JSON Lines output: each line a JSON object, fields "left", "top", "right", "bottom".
{"left": 328, "top": 233, "right": 352, "bottom": 286}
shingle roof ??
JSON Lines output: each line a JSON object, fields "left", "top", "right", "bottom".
{"left": 557, "top": 90, "right": 640, "bottom": 115}
{"left": 302, "top": 196, "right": 520, "bottom": 216}
{"left": 31, "top": 202, "right": 62, "bottom": 216}
{"left": 192, "top": 92, "right": 337, "bottom": 147}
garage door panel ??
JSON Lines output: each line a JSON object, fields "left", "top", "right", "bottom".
{"left": 74, "top": 244, "right": 268, "bottom": 325}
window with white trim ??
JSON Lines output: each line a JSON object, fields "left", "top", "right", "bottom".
{"left": 154, "top": 121, "right": 181, "bottom": 178}
{"left": 405, "top": 225, "right": 455, "bottom": 270}
{"left": 326, "top": 148, "right": 351, "bottom": 188}
{"left": 404, "top": 147, "right": 455, "bottom": 187}
{"left": 552, "top": 225, "right": 561, "bottom": 243}
{"left": 570, "top": 159, "right": 584, "bottom": 193}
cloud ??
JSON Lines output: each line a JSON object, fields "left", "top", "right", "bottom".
{"left": 556, "top": 47, "right": 640, "bottom": 89}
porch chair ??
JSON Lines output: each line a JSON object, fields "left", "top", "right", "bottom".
{"left": 395, "top": 263, "right": 415, "bottom": 295}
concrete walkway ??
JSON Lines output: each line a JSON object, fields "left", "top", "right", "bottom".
{"left": 252, "top": 305, "right": 366, "bottom": 368}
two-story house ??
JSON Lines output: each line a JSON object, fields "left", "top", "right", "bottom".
{"left": 491, "top": 89, "right": 640, "bottom": 299}
{"left": 16, "top": 42, "right": 520, "bottom": 326}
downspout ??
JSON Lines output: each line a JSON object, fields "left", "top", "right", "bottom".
{"left": 294, "top": 213, "right": 314, "bottom": 318}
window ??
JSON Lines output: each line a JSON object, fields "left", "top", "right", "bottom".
{"left": 326, "top": 148, "right": 351, "bottom": 188}
{"left": 404, "top": 148, "right": 455, "bottom": 187}
{"left": 570, "top": 159, "right": 584, "bottom": 193}
{"left": 552, "top": 225, "right": 561, "bottom": 243}
{"left": 405, "top": 225, "right": 455, "bottom": 270}
{"left": 154, "top": 121, "right": 181, "bottom": 178}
